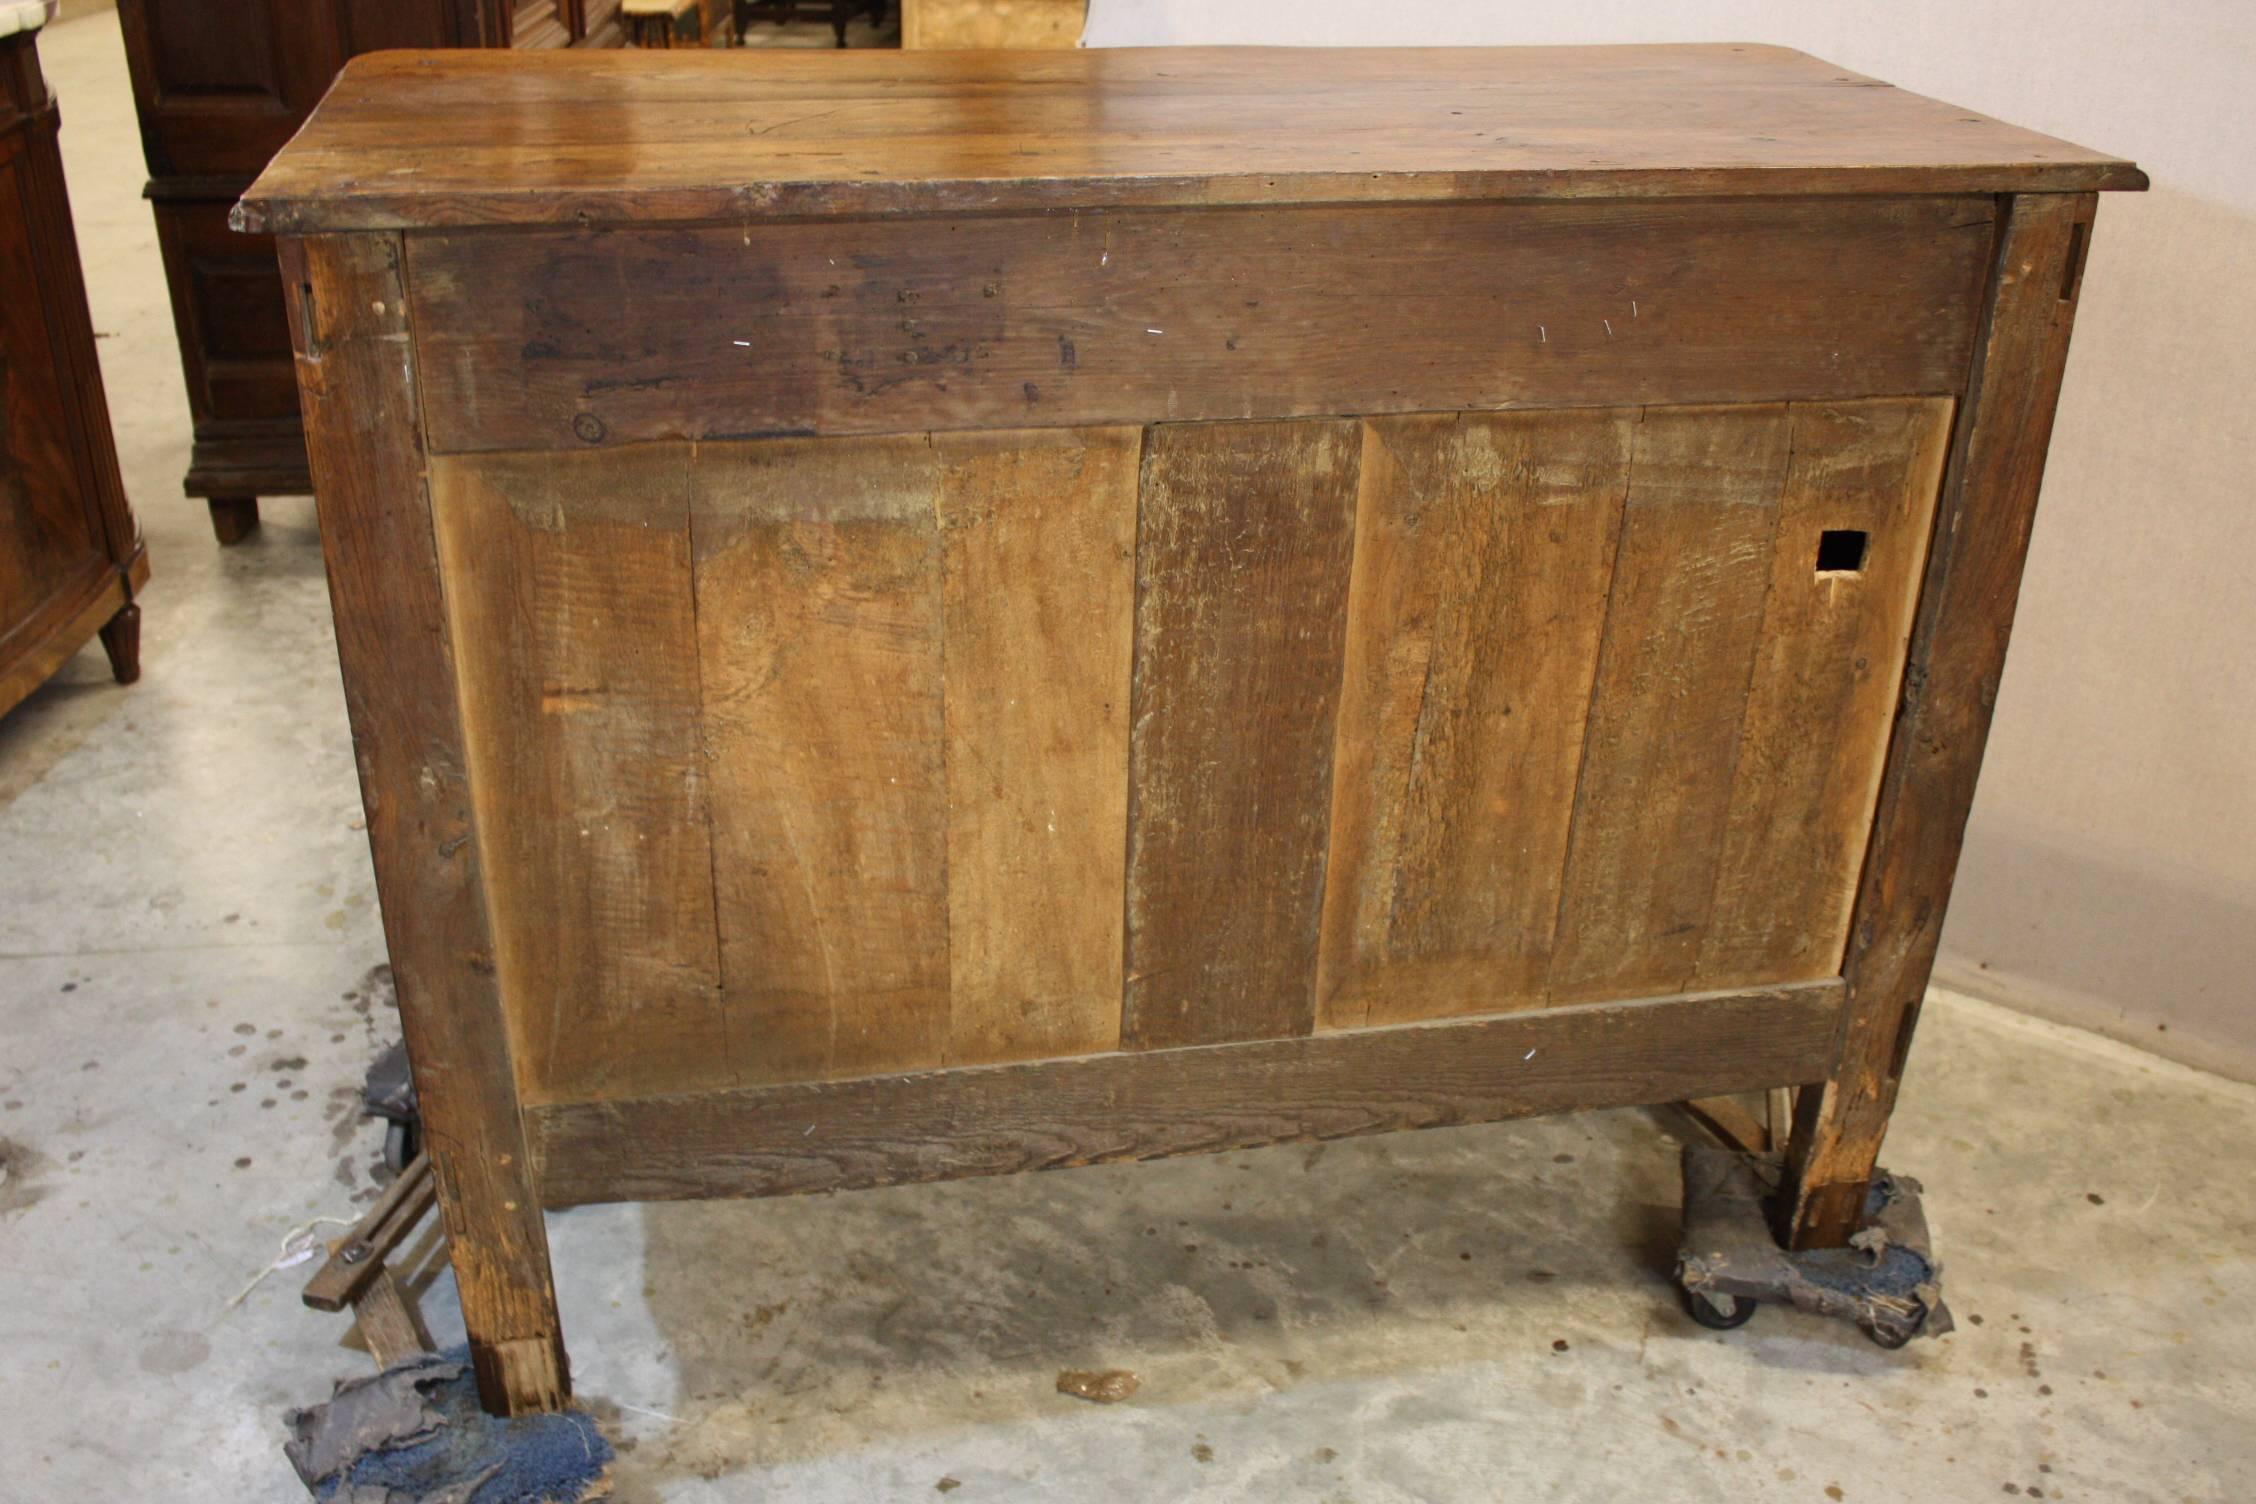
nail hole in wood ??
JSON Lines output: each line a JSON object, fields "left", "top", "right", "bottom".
{"left": 1815, "top": 529, "right": 1868, "bottom": 574}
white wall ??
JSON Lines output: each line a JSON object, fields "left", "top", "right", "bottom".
{"left": 1086, "top": 1, "right": 2256, "bottom": 1078}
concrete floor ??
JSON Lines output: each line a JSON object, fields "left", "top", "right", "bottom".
{"left": 3, "top": 12, "right": 2254, "bottom": 1502}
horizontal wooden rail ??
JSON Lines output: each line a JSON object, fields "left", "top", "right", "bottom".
{"left": 527, "top": 980, "right": 1842, "bottom": 1206}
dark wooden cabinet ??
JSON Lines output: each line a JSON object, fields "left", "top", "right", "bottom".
{"left": 0, "top": 21, "right": 145, "bottom": 720}
{"left": 116, "top": 0, "right": 619, "bottom": 543}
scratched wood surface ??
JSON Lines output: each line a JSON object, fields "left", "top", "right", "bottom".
{"left": 1317, "top": 409, "right": 1632, "bottom": 1028}
{"left": 1123, "top": 419, "right": 1361, "bottom": 1049}
{"left": 236, "top": 45, "right": 2141, "bottom": 233}
{"left": 431, "top": 445, "right": 733, "bottom": 1103}
{"left": 1546, "top": 406, "right": 1795, "bottom": 1005}
{"left": 938, "top": 428, "right": 1140, "bottom": 1064}
{"left": 691, "top": 434, "right": 956, "bottom": 1087}
{"left": 530, "top": 981, "right": 1847, "bottom": 1206}
{"left": 434, "top": 399, "right": 1951, "bottom": 1101}
{"left": 403, "top": 195, "right": 1994, "bottom": 454}
{"left": 1695, "top": 398, "right": 1953, "bottom": 991}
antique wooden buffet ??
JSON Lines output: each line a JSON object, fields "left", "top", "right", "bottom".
{"left": 238, "top": 45, "right": 2143, "bottom": 1413}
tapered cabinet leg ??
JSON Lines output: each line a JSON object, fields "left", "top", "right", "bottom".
{"left": 283, "top": 233, "right": 569, "bottom": 1414}
{"left": 1778, "top": 192, "right": 2100, "bottom": 1249}
{"left": 209, "top": 495, "right": 259, "bottom": 544}
{"left": 97, "top": 602, "right": 141, "bottom": 684}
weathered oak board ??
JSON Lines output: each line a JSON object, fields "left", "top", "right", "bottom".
{"left": 529, "top": 981, "right": 1846, "bottom": 1206}
{"left": 938, "top": 429, "right": 1141, "bottom": 1064}
{"left": 440, "top": 400, "right": 1948, "bottom": 1101}
{"left": 404, "top": 196, "right": 1995, "bottom": 454}
{"left": 1696, "top": 398, "right": 1953, "bottom": 991}
{"left": 1124, "top": 419, "right": 1361, "bottom": 1048}
{"left": 432, "top": 445, "right": 732, "bottom": 1100}
{"left": 237, "top": 45, "right": 2142, "bottom": 233}
{"left": 1317, "top": 409, "right": 1632, "bottom": 1027}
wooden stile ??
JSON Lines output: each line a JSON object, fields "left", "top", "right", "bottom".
{"left": 1124, "top": 419, "right": 1361, "bottom": 1049}
{"left": 938, "top": 428, "right": 1140, "bottom": 1065}
{"left": 1548, "top": 405, "right": 1794, "bottom": 1004}
{"left": 1317, "top": 409, "right": 1632, "bottom": 1027}
{"left": 432, "top": 444, "right": 731, "bottom": 1102}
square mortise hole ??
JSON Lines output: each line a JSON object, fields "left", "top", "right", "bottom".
{"left": 1816, "top": 529, "right": 1869, "bottom": 574}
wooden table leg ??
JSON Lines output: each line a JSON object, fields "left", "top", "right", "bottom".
{"left": 1778, "top": 191, "right": 2099, "bottom": 1250}
{"left": 283, "top": 232, "right": 567, "bottom": 1414}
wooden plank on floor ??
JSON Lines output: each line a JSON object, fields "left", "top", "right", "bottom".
{"left": 1317, "top": 409, "right": 1633, "bottom": 1029}
{"left": 937, "top": 427, "right": 1141, "bottom": 1064}
{"left": 1548, "top": 404, "right": 1793, "bottom": 1003}
{"left": 1123, "top": 418, "right": 1361, "bottom": 1049}
{"left": 691, "top": 434, "right": 951, "bottom": 1084}
{"left": 528, "top": 980, "right": 1846, "bottom": 1205}
{"left": 431, "top": 444, "right": 732, "bottom": 1102}
{"left": 1696, "top": 397, "right": 1953, "bottom": 990}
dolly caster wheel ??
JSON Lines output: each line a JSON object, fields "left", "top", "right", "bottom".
{"left": 1863, "top": 1310, "right": 1927, "bottom": 1350}
{"left": 383, "top": 1113, "right": 422, "bottom": 1175}
{"left": 1680, "top": 1285, "right": 1758, "bottom": 1330}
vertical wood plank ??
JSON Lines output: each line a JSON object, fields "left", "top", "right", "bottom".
{"left": 430, "top": 445, "right": 732, "bottom": 1103}
{"left": 284, "top": 233, "right": 564, "bottom": 1415}
{"left": 1317, "top": 409, "right": 1632, "bottom": 1029}
{"left": 1548, "top": 404, "right": 1794, "bottom": 1004}
{"left": 1124, "top": 418, "right": 1361, "bottom": 1049}
{"left": 937, "top": 428, "right": 1140, "bottom": 1065}
{"left": 1695, "top": 398, "right": 1953, "bottom": 990}
{"left": 1783, "top": 194, "right": 2100, "bottom": 1248}
{"left": 692, "top": 435, "right": 952, "bottom": 1084}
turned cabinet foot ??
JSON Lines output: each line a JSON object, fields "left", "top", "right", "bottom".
{"left": 208, "top": 495, "right": 259, "bottom": 545}
{"left": 98, "top": 602, "right": 141, "bottom": 685}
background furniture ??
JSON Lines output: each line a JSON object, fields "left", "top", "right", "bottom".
{"left": 733, "top": 0, "right": 885, "bottom": 48}
{"left": 240, "top": 44, "right": 2142, "bottom": 1415}
{"left": 902, "top": 0, "right": 1081, "bottom": 47}
{"left": 625, "top": 0, "right": 733, "bottom": 48}
{"left": 113, "top": 0, "right": 621, "bottom": 545}
{"left": 0, "top": 10, "right": 144, "bottom": 719}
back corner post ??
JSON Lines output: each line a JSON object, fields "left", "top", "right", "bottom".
{"left": 1775, "top": 189, "right": 2101, "bottom": 1251}
{"left": 279, "top": 226, "right": 569, "bottom": 1413}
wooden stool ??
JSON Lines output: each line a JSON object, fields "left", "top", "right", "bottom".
{"left": 625, "top": 0, "right": 732, "bottom": 47}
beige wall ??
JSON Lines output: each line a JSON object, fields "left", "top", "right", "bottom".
{"left": 1087, "top": 1, "right": 2256, "bottom": 1078}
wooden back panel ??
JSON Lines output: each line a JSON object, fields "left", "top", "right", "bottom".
{"left": 432, "top": 397, "right": 1946, "bottom": 1106}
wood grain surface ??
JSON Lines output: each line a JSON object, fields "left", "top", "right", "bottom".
{"left": 406, "top": 195, "right": 1994, "bottom": 453}
{"left": 1781, "top": 195, "right": 2102, "bottom": 1248}
{"left": 1695, "top": 398, "right": 1952, "bottom": 991}
{"left": 1123, "top": 419, "right": 1360, "bottom": 1049}
{"left": 1318, "top": 409, "right": 1632, "bottom": 1028}
{"left": 692, "top": 434, "right": 956, "bottom": 1086}
{"left": 529, "top": 981, "right": 1845, "bottom": 1205}
{"left": 283, "top": 233, "right": 566, "bottom": 1415}
{"left": 1548, "top": 406, "right": 1795, "bottom": 1004}
{"left": 237, "top": 45, "right": 2142, "bottom": 233}
{"left": 432, "top": 444, "right": 733, "bottom": 1102}
{"left": 938, "top": 428, "right": 1140, "bottom": 1064}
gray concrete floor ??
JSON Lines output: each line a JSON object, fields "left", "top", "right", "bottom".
{"left": 4, "top": 12, "right": 2254, "bottom": 1502}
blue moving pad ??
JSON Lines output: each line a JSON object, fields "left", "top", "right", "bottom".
{"left": 283, "top": 1346, "right": 612, "bottom": 1503}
